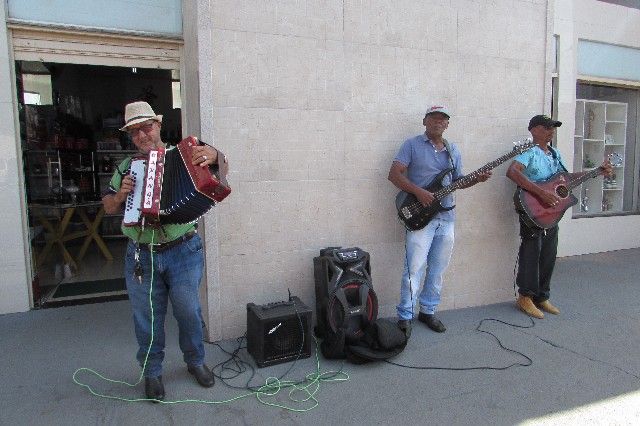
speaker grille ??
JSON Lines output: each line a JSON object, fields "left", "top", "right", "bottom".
{"left": 262, "top": 316, "right": 309, "bottom": 361}
{"left": 246, "top": 297, "right": 312, "bottom": 368}
{"left": 327, "top": 279, "right": 377, "bottom": 338}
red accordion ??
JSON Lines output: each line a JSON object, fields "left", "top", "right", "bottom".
{"left": 124, "top": 136, "right": 230, "bottom": 226}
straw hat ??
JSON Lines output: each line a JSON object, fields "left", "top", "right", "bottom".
{"left": 119, "top": 101, "right": 163, "bottom": 131}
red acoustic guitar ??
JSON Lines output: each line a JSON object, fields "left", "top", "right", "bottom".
{"left": 514, "top": 153, "right": 622, "bottom": 229}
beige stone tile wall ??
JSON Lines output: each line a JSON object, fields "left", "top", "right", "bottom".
{"left": 205, "top": 0, "right": 550, "bottom": 338}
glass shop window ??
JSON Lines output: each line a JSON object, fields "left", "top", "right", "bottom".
{"left": 573, "top": 83, "right": 639, "bottom": 216}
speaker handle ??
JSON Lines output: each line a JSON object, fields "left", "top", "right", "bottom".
{"left": 331, "top": 247, "right": 365, "bottom": 263}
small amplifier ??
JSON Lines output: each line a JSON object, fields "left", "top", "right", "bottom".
{"left": 246, "top": 296, "right": 312, "bottom": 368}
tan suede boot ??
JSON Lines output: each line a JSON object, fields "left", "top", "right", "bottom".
{"left": 537, "top": 300, "right": 560, "bottom": 315}
{"left": 516, "top": 295, "right": 544, "bottom": 319}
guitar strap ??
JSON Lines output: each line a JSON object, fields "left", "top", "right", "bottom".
{"left": 441, "top": 138, "right": 456, "bottom": 171}
{"left": 548, "top": 146, "right": 568, "bottom": 172}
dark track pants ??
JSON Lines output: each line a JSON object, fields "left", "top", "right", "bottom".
{"left": 516, "top": 217, "right": 558, "bottom": 303}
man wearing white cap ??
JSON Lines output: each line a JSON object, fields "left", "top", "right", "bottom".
{"left": 388, "top": 106, "right": 491, "bottom": 338}
{"left": 103, "top": 101, "right": 224, "bottom": 401}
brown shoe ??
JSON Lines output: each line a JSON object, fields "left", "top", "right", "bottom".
{"left": 516, "top": 295, "right": 544, "bottom": 319}
{"left": 537, "top": 300, "right": 560, "bottom": 315}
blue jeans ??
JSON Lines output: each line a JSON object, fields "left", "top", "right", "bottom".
{"left": 397, "top": 218, "right": 455, "bottom": 320}
{"left": 125, "top": 234, "right": 206, "bottom": 377}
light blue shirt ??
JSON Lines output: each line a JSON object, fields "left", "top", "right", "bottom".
{"left": 394, "top": 133, "right": 464, "bottom": 221}
{"left": 513, "top": 145, "right": 567, "bottom": 183}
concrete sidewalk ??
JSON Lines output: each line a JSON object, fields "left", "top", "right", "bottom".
{"left": 1, "top": 248, "right": 640, "bottom": 425}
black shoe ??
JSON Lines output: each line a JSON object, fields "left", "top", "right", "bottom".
{"left": 145, "top": 376, "right": 165, "bottom": 401}
{"left": 187, "top": 364, "right": 215, "bottom": 388}
{"left": 397, "top": 319, "right": 412, "bottom": 339}
{"left": 418, "top": 313, "right": 446, "bottom": 333}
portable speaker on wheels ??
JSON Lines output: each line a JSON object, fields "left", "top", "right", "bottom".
{"left": 313, "top": 247, "right": 378, "bottom": 340}
{"left": 246, "top": 296, "right": 312, "bottom": 368}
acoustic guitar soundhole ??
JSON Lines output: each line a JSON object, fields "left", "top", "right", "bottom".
{"left": 556, "top": 185, "right": 569, "bottom": 198}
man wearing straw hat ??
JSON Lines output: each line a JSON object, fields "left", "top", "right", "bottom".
{"left": 103, "top": 101, "right": 224, "bottom": 401}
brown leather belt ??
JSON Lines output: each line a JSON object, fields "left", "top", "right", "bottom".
{"left": 136, "top": 231, "right": 197, "bottom": 253}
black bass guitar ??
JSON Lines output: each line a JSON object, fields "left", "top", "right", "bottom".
{"left": 396, "top": 139, "right": 534, "bottom": 231}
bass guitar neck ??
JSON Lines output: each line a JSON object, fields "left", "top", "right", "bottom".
{"left": 396, "top": 139, "right": 534, "bottom": 231}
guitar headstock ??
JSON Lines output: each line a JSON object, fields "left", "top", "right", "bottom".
{"left": 607, "top": 152, "right": 623, "bottom": 167}
{"left": 512, "top": 138, "right": 534, "bottom": 154}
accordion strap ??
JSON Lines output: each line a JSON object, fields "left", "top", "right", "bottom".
{"left": 199, "top": 139, "right": 229, "bottom": 188}
{"left": 213, "top": 148, "right": 229, "bottom": 188}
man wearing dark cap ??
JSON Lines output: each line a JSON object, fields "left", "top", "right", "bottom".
{"left": 506, "top": 114, "right": 611, "bottom": 319}
{"left": 389, "top": 106, "right": 491, "bottom": 337}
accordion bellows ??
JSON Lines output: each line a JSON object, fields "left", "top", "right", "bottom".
{"left": 124, "top": 136, "right": 230, "bottom": 226}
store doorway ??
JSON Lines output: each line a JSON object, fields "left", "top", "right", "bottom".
{"left": 17, "top": 61, "right": 182, "bottom": 307}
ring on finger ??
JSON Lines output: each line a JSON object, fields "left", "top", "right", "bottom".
{"left": 202, "top": 155, "right": 208, "bottom": 161}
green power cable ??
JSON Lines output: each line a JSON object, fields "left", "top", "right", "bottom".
{"left": 72, "top": 229, "right": 349, "bottom": 411}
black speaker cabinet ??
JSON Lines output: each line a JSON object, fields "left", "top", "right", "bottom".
{"left": 313, "top": 247, "right": 378, "bottom": 340}
{"left": 246, "top": 296, "right": 312, "bottom": 368}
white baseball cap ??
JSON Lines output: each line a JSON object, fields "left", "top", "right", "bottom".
{"left": 425, "top": 105, "right": 451, "bottom": 118}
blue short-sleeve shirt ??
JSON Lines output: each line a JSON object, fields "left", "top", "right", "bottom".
{"left": 513, "top": 146, "right": 567, "bottom": 183}
{"left": 394, "top": 133, "right": 464, "bottom": 221}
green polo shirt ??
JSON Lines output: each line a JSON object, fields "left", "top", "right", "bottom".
{"left": 108, "top": 155, "right": 196, "bottom": 244}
